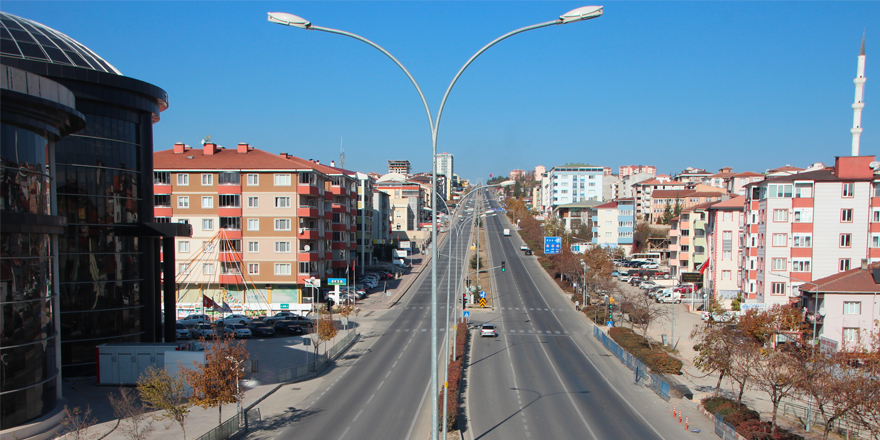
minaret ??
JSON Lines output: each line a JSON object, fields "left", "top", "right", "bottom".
{"left": 852, "top": 32, "right": 866, "bottom": 156}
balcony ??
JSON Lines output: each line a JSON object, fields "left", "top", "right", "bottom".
{"left": 332, "top": 241, "right": 349, "bottom": 250}
{"left": 298, "top": 251, "right": 320, "bottom": 262}
{"left": 297, "top": 206, "right": 321, "bottom": 218}
{"left": 219, "top": 274, "right": 244, "bottom": 284}
{"left": 324, "top": 210, "right": 333, "bottom": 219}
{"left": 297, "top": 184, "right": 320, "bottom": 196}
{"left": 330, "top": 186, "right": 348, "bottom": 197}
{"left": 218, "top": 252, "right": 243, "bottom": 262}
{"left": 298, "top": 228, "right": 321, "bottom": 240}
{"left": 332, "top": 204, "right": 348, "bottom": 214}
{"left": 805, "top": 312, "right": 825, "bottom": 324}
{"left": 350, "top": 224, "right": 357, "bottom": 232}
{"left": 331, "top": 260, "right": 349, "bottom": 268}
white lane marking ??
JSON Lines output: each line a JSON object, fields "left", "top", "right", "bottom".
{"left": 352, "top": 409, "right": 363, "bottom": 422}
{"left": 377, "top": 380, "right": 385, "bottom": 389}
{"left": 392, "top": 360, "right": 398, "bottom": 368}
{"left": 366, "top": 394, "right": 375, "bottom": 404}
{"left": 421, "top": 329, "right": 427, "bottom": 332}
{"left": 338, "top": 426, "right": 351, "bottom": 440}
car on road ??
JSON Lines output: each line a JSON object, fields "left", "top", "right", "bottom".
{"left": 524, "top": 249, "right": 533, "bottom": 255}
{"left": 218, "top": 314, "right": 251, "bottom": 326}
{"left": 177, "top": 314, "right": 210, "bottom": 326}
{"left": 247, "top": 321, "right": 276, "bottom": 337}
{"left": 175, "top": 323, "right": 190, "bottom": 339}
{"left": 520, "top": 244, "right": 529, "bottom": 251}
{"left": 191, "top": 323, "right": 217, "bottom": 339}
{"left": 223, "top": 324, "right": 252, "bottom": 338}
{"left": 480, "top": 323, "right": 497, "bottom": 337}
{"left": 273, "top": 320, "right": 305, "bottom": 335}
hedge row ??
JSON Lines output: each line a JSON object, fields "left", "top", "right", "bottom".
{"left": 439, "top": 323, "right": 469, "bottom": 431}
{"left": 608, "top": 327, "right": 683, "bottom": 374}
{"left": 701, "top": 397, "right": 803, "bottom": 440}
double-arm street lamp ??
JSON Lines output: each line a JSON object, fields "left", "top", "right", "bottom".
{"left": 267, "top": 8, "right": 603, "bottom": 439}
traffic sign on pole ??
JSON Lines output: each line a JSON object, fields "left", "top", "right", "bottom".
{"left": 479, "top": 291, "right": 486, "bottom": 298}
{"left": 544, "top": 236, "right": 562, "bottom": 255}
{"left": 463, "top": 311, "right": 470, "bottom": 318}
{"left": 328, "top": 278, "right": 347, "bottom": 286}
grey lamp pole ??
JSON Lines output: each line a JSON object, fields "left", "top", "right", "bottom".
{"left": 267, "top": 8, "right": 604, "bottom": 439}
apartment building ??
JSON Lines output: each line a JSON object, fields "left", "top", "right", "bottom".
{"left": 355, "top": 172, "right": 376, "bottom": 273}
{"left": 375, "top": 173, "right": 426, "bottom": 232}
{"left": 509, "top": 169, "right": 526, "bottom": 180}
{"left": 650, "top": 190, "right": 728, "bottom": 224}
{"left": 631, "top": 176, "right": 684, "bottom": 221}
{"left": 154, "top": 143, "right": 357, "bottom": 311}
{"left": 668, "top": 203, "right": 712, "bottom": 277}
{"left": 706, "top": 196, "right": 746, "bottom": 300}
{"left": 619, "top": 165, "right": 657, "bottom": 178}
{"left": 727, "top": 172, "right": 765, "bottom": 195}
{"left": 552, "top": 200, "right": 602, "bottom": 233}
{"left": 388, "top": 159, "right": 411, "bottom": 175}
{"left": 612, "top": 172, "right": 656, "bottom": 200}
{"left": 540, "top": 165, "right": 607, "bottom": 211}
{"left": 740, "top": 156, "right": 880, "bottom": 307}
{"left": 590, "top": 199, "right": 635, "bottom": 251}
{"left": 674, "top": 167, "right": 713, "bottom": 183}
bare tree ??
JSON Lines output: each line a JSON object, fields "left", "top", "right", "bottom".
{"left": 691, "top": 323, "right": 736, "bottom": 397}
{"left": 749, "top": 346, "right": 797, "bottom": 433}
{"left": 138, "top": 365, "right": 191, "bottom": 440}
{"left": 183, "top": 335, "right": 249, "bottom": 425}
{"left": 619, "top": 288, "right": 668, "bottom": 347}
{"left": 728, "top": 338, "right": 761, "bottom": 408}
{"left": 60, "top": 406, "right": 101, "bottom": 440}
{"left": 109, "top": 386, "right": 155, "bottom": 440}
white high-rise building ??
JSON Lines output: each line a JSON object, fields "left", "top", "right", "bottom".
{"left": 541, "top": 165, "right": 607, "bottom": 211}
{"left": 436, "top": 152, "right": 453, "bottom": 200}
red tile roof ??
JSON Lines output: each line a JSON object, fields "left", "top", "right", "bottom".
{"left": 594, "top": 201, "right": 618, "bottom": 209}
{"left": 708, "top": 195, "right": 746, "bottom": 209}
{"left": 651, "top": 189, "right": 696, "bottom": 198}
{"left": 803, "top": 263, "right": 880, "bottom": 294}
{"left": 155, "top": 147, "right": 313, "bottom": 170}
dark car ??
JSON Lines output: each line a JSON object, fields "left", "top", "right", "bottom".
{"left": 524, "top": 249, "right": 533, "bottom": 255}
{"left": 247, "top": 321, "right": 276, "bottom": 337}
{"left": 273, "top": 320, "right": 305, "bottom": 335}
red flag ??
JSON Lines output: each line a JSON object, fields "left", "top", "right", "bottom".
{"left": 203, "top": 295, "right": 217, "bottom": 309}
{"left": 698, "top": 258, "right": 710, "bottom": 274}
{"left": 490, "top": 173, "right": 493, "bottom": 178}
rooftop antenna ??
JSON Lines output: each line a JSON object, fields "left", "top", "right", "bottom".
{"left": 200, "top": 135, "right": 212, "bottom": 146}
{"left": 339, "top": 137, "right": 345, "bottom": 169}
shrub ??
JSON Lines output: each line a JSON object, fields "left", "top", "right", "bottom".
{"left": 702, "top": 396, "right": 737, "bottom": 414}
{"left": 645, "top": 352, "right": 683, "bottom": 374}
{"left": 733, "top": 419, "right": 804, "bottom": 440}
{"left": 723, "top": 409, "right": 761, "bottom": 429}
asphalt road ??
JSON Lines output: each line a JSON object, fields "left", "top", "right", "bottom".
{"left": 263, "top": 200, "right": 476, "bottom": 440}
{"left": 464, "top": 195, "right": 713, "bottom": 440}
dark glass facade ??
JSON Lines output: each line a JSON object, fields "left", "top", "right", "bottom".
{"left": 1, "top": 11, "right": 168, "bottom": 430}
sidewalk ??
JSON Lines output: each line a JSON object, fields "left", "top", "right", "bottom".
{"left": 46, "top": 252, "right": 433, "bottom": 440}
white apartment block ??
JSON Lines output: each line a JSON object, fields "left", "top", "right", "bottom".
{"left": 541, "top": 165, "right": 607, "bottom": 211}
{"left": 706, "top": 196, "right": 746, "bottom": 300}
{"left": 740, "top": 156, "right": 880, "bottom": 307}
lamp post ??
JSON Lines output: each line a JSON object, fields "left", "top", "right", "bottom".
{"left": 267, "top": 8, "right": 604, "bottom": 439}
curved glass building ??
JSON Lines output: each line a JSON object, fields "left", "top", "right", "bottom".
{"left": 1, "top": 11, "right": 168, "bottom": 430}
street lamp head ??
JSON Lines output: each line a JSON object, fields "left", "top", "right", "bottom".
{"left": 268, "top": 12, "right": 312, "bottom": 29}
{"left": 499, "top": 180, "right": 515, "bottom": 187}
{"left": 559, "top": 6, "right": 604, "bottom": 24}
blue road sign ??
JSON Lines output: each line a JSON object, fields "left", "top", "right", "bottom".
{"left": 544, "top": 236, "right": 562, "bottom": 255}
{"left": 479, "top": 291, "right": 486, "bottom": 298}
{"left": 463, "top": 311, "right": 470, "bottom": 318}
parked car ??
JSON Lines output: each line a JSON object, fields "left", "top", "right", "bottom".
{"left": 675, "top": 284, "right": 696, "bottom": 294}
{"left": 177, "top": 314, "right": 210, "bottom": 326}
{"left": 710, "top": 312, "right": 737, "bottom": 323}
{"left": 480, "top": 323, "right": 497, "bottom": 337}
{"left": 656, "top": 291, "right": 682, "bottom": 304}
{"left": 218, "top": 314, "right": 251, "bottom": 326}
{"left": 265, "top": 312, "right": 304, "bottom": 325}
{"left": 223, "top": 324, "right": 252, "bottom": 338}
{"left": 520, "top": 244, "right": 529, "bottom": 251}
{"left": 191, "top": 323, "right": 217, "bottom": 339}
{"left": 175, "top": 323, "right": 190, "bottom": 339}
{"left": 247, "top": 321, "right": 276, "bottom": 337}
{"left": 273, "top": 320, "right": 305, "bottom": 335}
{"left": 639, "top": 281, "right": 658, "bottom": 290}
{"left": 524, "top": 249, "right": 533, "bottom": 256}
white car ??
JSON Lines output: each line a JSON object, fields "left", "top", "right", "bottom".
{"left": 480, "top": 323, "right": 497, "bottom": 337}
{"left": 177, "top": 314, "right": 209, "bottom": 326}
{"left": 219, "top": 314, "right": 251, "bottom": 325}
{"left": 224, "top": 324, "right": 252, "bottom": 338}
{"left": 191, "top": 323, "right": 217, "bottom": 339}
{"left": 175, "top": 323, "right": 190, "bottom": 339}
{"left": 520, "top": 244, "right": 529, "bottom": 251}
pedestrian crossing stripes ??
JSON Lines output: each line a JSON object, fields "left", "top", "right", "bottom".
{"left": 388, "top": 328, "right": 570, "bottom": 335}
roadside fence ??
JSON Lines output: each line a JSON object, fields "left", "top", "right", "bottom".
{"left": 278, "top": 328, "right": 359, "bottom": 383}
{"left": 194, "top": 407, "right": 261, "bottom": 440}
{"left": 592, "top": 325, "right": 670, "bottom": 401}
{"left": 713, "top": 412, "right": 738, "bottom": 440}
{"left": 782, "top": 400, "right": 870, "bottom": 438}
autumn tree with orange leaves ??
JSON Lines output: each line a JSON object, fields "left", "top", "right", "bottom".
{"left": 183, "top": 335, "right": 249, "bottom": 425}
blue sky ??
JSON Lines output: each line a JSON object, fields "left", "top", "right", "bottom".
{"left": 3, "top": 1, "right": 878, "bottom": 181}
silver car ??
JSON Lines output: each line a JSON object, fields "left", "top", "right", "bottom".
{"left": 191, "top": 323, "right": 217, "bottom": 339}
{"left": 224, "top": 324, "right": 252, "bottom": 339}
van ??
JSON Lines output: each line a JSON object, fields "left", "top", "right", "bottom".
{"left": 656, "top": 290, "right": 682, "bottom": 304}
{"left": 503, "top": 228, "right": 510, "bottom": 236}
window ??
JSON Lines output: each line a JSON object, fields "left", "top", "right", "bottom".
{"left": 177, "top": 196, "right": 189, "bottom": 208}
{"left": 248, "top": 218, "right": 259, "bottom": 231}
{"left": 772, "top": 234, "right": 787, "bottom": 246}
{"left": 247, "top": 263, "right": 259, "bottom": 275}
{"left": 177, "top": 174, "right": 189, "bottom": 186}
{"left": 840, "top": 259, "right": 851, "bottom": 272}
{"left": 793, "top": 209, "right": 813, "bottom": 223}
{"left": 773, "top": 209, "right": 788, "bottom": 222}
{"left": 275, "top": 197, "right": 291, "bottom": 208}
{"left": 874, "top": 182, "right": 880, "bottom": 197}
{"left": 247, "top": 196, "right": 259, "bottom": 208}
{"left": 299, "top": 262, "right": 311, "bottom": 273}
{"left": 275, "top": 218, "right": 291, "bottom": 231}
{"left": 841, "top": 209, "right": 853, "bottom": 222}
{"left": 872, "top": 234, "right": 880, "bottom": 248}
{"left": 247, "top": 241, "right": 259, "bottom": 252}
{"left": 219, "top": 217, "right": 241, "bottom": 230}
{"left": 154, "top": 194, "right": 171, "bottom": 207}
{"left": 300, "top": 173, "right": 312, "bottom": 184}
{"left": 203, "top": 219, "right": 214, "bottom": 231}
{"left": 724, "top": 211, "right": 733, "bottom": 221}
{"left": 202, "top": 196, "right": 214, "bottom": 209}
{"left": 722, "top": 270, "right": 731, "bottom": 280}
{"left": 843, "top": 301, "right": 862, "bottom": 315}
{"left": 842, "top": 182, "right": 854, "bottom": 197}
{"left": 792, "top": 260, "right": 811, "bottom": 272}
{"left": 840, "top": 234, "right": 852, "bottom": 248}
{"left": 219, "top": 194, "right": 240, "bottom": 208}
{"left": 274, "top": 174, "right": 291, "bottom": 186}
{"left": 772, "top": 258, "right": 787, "bottom": 271}
{"left": 795, "top": 183, "right": 812, "bottom": 198}
{"left": 154, "top": 171, "right": 170, "bottom": 184}
{"left": 793, "top": 234, "right": 812, "bottom": 248}
{"left": 203, "top": 263, "right": 215, "bottom": 275}
{"left": 275, "top": 263, "right": 292, "bottom": 276}
{"left": 771, "top": 282, "right": 786, "bottom": 295}
{"left": 722, "top": 250, "right": 732, "bottom": 261}
{"left": 842, "top": 328, "right": 860, "bottom": 343}
{"left": 681, "top": 245, "right": 690, "bottom": 252}
{"left": 201, "top": 174, "right": 213, "bottom": 186}
{"left": 605, "top": 232, "right": 611, "bottom": 238}
{"left": 768, "top": 184, "right": 792, "bottom": 198}
{"left": 275, "top": 241, "right": 291, "bottom": 253}
{"left": 203, "top": 241, "right": 214, "bottom": 253}
{"left": 155, "top": 217, "right": 171, "bottom": 223}
{"left": 218, "top": 172, "right": 240, "bottom": 185}
{"left": 873, "top": 208, "right": 880, "bottom": 223}
{"left": 247, "top": 174, "right": 259, "bottom": 186}
{"left": 178, "top": 241, "right": 190, "bottom": 253}
{"left": 179, "top": 263, "right": 190, "bottom": 274}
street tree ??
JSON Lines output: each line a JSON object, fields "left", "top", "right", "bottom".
{"left": 691, "top": 324, "right": 736, "bottom": 396}
{"left": 109, "top": 386, "right": 155, "bottom": 440}
{"left": 310, "top": 310, "right": 339, "bottom": 370}
{"left": 183, "top": 335, "right": 249, "bottom": 425}
{"left": 749, "top": 345, "right": 797, "bottom": 433}
{"left": 137, "top": 366, "right": 191, "bottom": 440}
{"left": 619, "top": 288, "right": 668, "bottom": 347}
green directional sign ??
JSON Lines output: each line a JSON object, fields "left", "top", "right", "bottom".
{"left": 280, "top": 304, "right": 289, "bottom": 309}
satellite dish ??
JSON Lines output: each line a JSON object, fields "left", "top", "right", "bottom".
{"left": 303, "top": 245, "right": 311, "bottom": 251}
{"left": 201, "top": 135, "right": 212, "bottom": 146}
{"left": 870, "top": 161, "right": 880, "bottom": 170}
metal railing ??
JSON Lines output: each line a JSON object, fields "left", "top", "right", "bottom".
{"left": 278, "top": 328, "right": 359, "bottom": 383}
{"left": 592, "top": 325, "right": 669, "bottom": 401}
{"left": 782, "top": 400, "right": 869, "bottom": 438}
